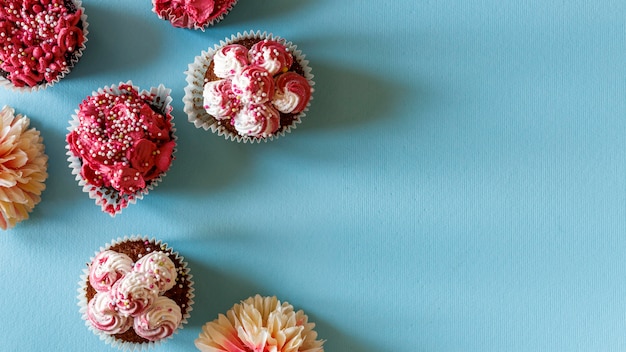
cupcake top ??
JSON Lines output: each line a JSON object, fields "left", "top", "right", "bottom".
{"left": 0, "top": 105, "right": 48, "bottom": 230}
{"left": 81, "top": 237, "right": 194, "bottom": 348}
{"left": 195, "top": 295, "right": 324, "bottom": 352}
{"left": 0, "top": 0, "right": 87, "bottom": 89}
{"left": 200, "top": 35, "right": 313, "bottom": 140}
{"left": 66, "top": 82, "right": 176, "bottom": 215}
{"left": 152, "top": 0, "right": 238, "bottom": 30}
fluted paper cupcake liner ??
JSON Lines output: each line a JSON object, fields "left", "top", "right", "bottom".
{"left": 183, "top": 30, "right": 315, "bottom": 143}
{"left": 0, "top": 0, "right": 89, "bottom": 92}
{"left": 77, "top": 235, "right": 195, "bottom": 351}
{"left": 66, "top": 81, "right": 177, "bottom": 216}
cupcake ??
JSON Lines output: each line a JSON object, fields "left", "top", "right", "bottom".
{"left": 78, "top": 236, "right": 195, "bottom": 350}
{"left": 66, "top": 82, "right": 176, "bottom": 216}
{"left": 195, "top": 295, "right": 325, "bottom": 352}
{"left": 0, "top": 0, "right": 89, "bottom": 92}
{"left": 0, "top": 105, "right": 48, "bottom": 229}
{"left": 184, "top": 31, "right": 314, "bottom": 143}
{"left": 152, "top": 0, "right": 238, "bottom": 30}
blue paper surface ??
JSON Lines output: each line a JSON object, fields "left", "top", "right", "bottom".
{"left": 1, "top": 0, "right": 626, "bottom": 351}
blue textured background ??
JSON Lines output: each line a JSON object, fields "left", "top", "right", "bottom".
{"left": 1, "top": 1, "right": 626, "bottom": 351}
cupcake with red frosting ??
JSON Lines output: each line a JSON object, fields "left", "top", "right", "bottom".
{"left": 66, "top": 82, "right": 176, "bottom": 216}
{"left": 184, "top": 31, "right": 314, "bottom": 143}
{"left": 152, "top": 0, "right": 238, "bottom": 30}
{"left": 0, "top": 0, "right": 88, "bottom": 92}
{"left": 78, "top": 236, "right": 194, "bottom": 350}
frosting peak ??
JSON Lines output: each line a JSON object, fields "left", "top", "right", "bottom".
{"left": 88, "top": 250, "right": 133, "bottom": 292}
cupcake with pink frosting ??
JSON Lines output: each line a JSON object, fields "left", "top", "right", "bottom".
{"left": 66, "top": 81, "right": 176, "bottom": 216}
{"left": 0, "top": 0, "right": 89, "bottom": 92}
{"left": 78, "top": 235, "right": 194, "bottom": 350}
{"left": 184, "top": 31, "right": 314, "bottom": 143}
{"left": 151, "top": 0, "right": 238, "bottom": 30}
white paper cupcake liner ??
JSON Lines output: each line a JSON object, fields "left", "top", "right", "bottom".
{"left": 152, "top": 0, "right": 239, "bottom": 31}
{"left": 66, "top": 81, "right": 177, "bottom": 216}
{"left": 183, "top": 30, "right": 315, "bottom": 143}
{"left": 77, "top": 235, "right": 195, "bottom": 352}
{"left": 0, "top": 0, "right": 89, "bottom": 93}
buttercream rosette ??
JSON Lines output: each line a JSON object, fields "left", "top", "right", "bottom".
{"left": 0, "top": 106, "right": 48, "bottom": 230}
{"left": 66, "top": 81, "right": 177, "bottom": 216}
{"left": 195, "top": 295, "right": 325, "bottom": 352}
{"left": 78, "top": 235, "right": 195, "bottom": 351}
{"left": 183, "top": 30, "right": 315, "bottom": 143}
{"left": 152, "top": 0, "right": 238, "bottom": 30}
{"left": 0, "top": 0, "right": 89, "bottom": 92}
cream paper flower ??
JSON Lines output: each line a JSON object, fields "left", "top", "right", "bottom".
{"left": 195, "top": 295, "right": 324, "bottom": 352}
{"left": 0, "top": 106, "right": 48, "bottom": 229}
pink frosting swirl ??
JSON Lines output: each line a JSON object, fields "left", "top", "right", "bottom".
{"left": 202, "top": 79, "right": 240, "bottom": 120}
{"left": 231, "top": 65, "right": 275, "bottom": 104}
{"left": 0, "top": 1, "right": 84, "bottom": 87}
{"left": 212, "top": 44, "right": 249, "bottom": 78}
{"left": 88, "top": 250, "right": 133, "bottom": 292}
{"left": 109, "top": 271, "right": 159, "bottom": 317}
{"left": 272, "top": 72, "right": 312, "bottom": 114}
{"left": 87, "top": 292, "right": 133, "bottom": 335}
{"left": 233, "top": 103, "right": 280, "bottom": 138}
{"left": 134, "top": 296, "right": 182, "bottom": 341}
{"left": 249, "top": 40, "right": 293, "bottom": 76}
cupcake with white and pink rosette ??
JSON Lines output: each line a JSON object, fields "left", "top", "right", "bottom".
{"left": 183, "top": 30, "right": 314, "bottom": 143}
{"left": 66, "top": 81, "right": 177, "bottom": 216}
{"left": 78, "top": 236, "right": 194, "bottom": 351}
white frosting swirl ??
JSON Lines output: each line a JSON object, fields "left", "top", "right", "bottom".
{"left": 87, "top": 292, "right": 133, "bottom": 335}
{"left": 213, "top": 44, "right": 250, "bottom": 78}
{"left": 231, "top": 65, "right": 274, "bottom": 104}
{"left": 272, "top": 90, "right": 301, "bottom": 114}
{"left": 133, "top": 251, "right": 178, "bottom": 293}
{"left": 272, "top": 72, "right": 312, "bottom": 114}
{"left": 134, "top": 296, "right": 182, "bottom": 341}
{"left": 233, "top": 104, "right": 280, "bottom": 138}
{"left": 89, "top": 250, "right": 133, "bottom": 292}
{"left": 110, "top": 271, "right": 159, "bottom": 317}
{"left": 203, "top": 79, "right": 239, "bottom": 120}
{"left": 248, "top": 40, "right": 293, "bottom": 76}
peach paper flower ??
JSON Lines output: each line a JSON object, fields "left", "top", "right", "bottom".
{"left": 0, "top": 106, "right": 48, "bottom": 230}
{"left": 195, "top": 295, "right": 324, "bottom": 352}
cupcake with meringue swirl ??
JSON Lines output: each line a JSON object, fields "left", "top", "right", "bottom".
{"left": 184, "top": 30, "right": 314, "bottom": 143}
{"left": 78, "top": 235, "right": 194, "bottom": 350}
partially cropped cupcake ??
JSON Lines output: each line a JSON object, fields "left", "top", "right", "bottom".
{"left": 0, "top": 0, "right": 89, "bottom": 92}
{"left": 78, "top": 236, "right": 194, "bottom": 350}
{"left": 184, "top": 31, "right": 314, "bottom": 143}
{"left": 0, "top": 106, "right": 48, "bottom": 229}
{"left": 66, "top": 82, "right": 176, "bottom": 216}
{"left": 152, "top": 0, "right": 238, "bottom": 30}
{"left": 195, "top": 295, "right": 324, "bottom": 352}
